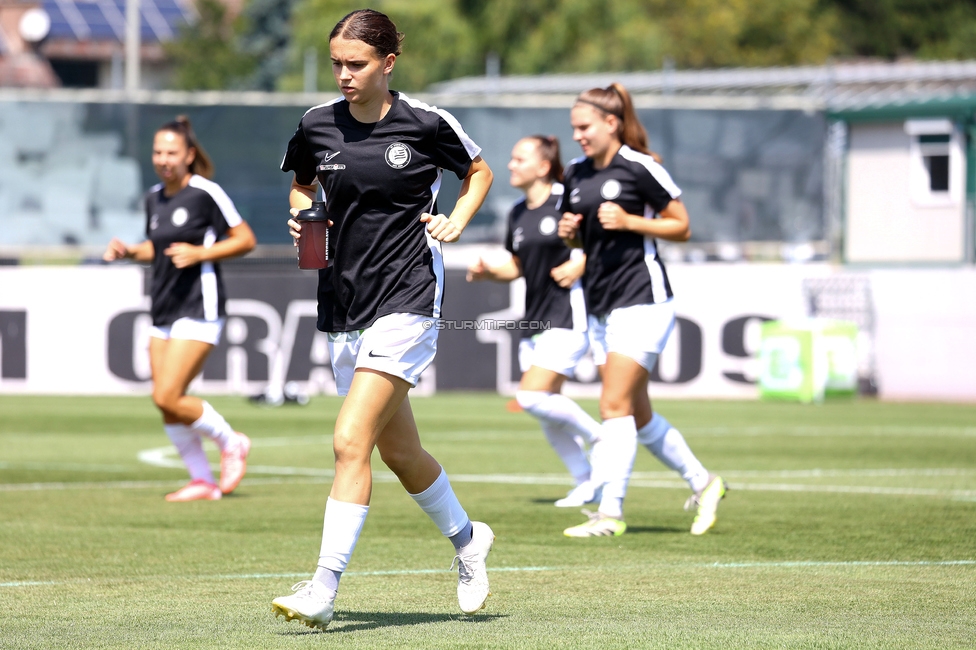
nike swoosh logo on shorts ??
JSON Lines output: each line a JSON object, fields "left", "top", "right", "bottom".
{"left": 368, "top": 350, "right": 389, "bottom": 358}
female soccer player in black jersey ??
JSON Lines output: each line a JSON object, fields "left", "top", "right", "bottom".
{"left": 102, "top": 116, "right": 256, "bottom": 502}
{"left": 468, "top": 135, "right": 604, "bottom": 507}
{"left": 558, "top": 84, "right": 727, "bottom": 537}
{"left": 271, "top": 9, "right": 495, "bottom": 629}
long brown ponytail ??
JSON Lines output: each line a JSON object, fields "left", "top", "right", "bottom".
{"left": 526, "top": 134, "right": 563, "bottom": 183}
{"left": 575, "top": 83, "right": 661, "bottom": 162}
{"left": 156, "top": 115, "right": 215, "bottom": 179}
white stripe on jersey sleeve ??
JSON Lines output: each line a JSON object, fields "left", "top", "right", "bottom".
{"left": 568, "top": 247, "right": 587, "bottom": 331}
{"left": 188, "top": 175, "right": 244, "bottom": 228}
{"left": 301, "top": 97, "right": 344, "bottom": 119}
{"left": 281, "top": 98, "right": 345, "bottom": 171}
{"left": 201, "top": 227, "right": 219, "bottom": 321}
{"left": 618, "top": 145, "right": 682, "bottom": 200}
{"left": 641, "top": 207, "right": 669, "bottom": 304}
{"left": 398, "top": 93, "right": 482, "bottom": 160}
{"left": 426, "top": 169, "right": 446, "bottom": 318}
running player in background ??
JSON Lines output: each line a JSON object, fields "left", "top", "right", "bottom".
{"left": 558, "top": 84, "right": 727, "bottom": 537}
{"left": 102, "top": 116, "right": 256, "bottom": 502}
{"left": 271, "top": 9, "right": 495, "bottom": 630}
{"left": 467, "top": 135, "right": 603, "bottom": 508}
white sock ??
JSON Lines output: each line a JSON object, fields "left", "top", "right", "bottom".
{"left": 164, "top": 423, "right": 215, "bottom": 484}
{"left": 592, "top": 416, "right": 638, "bottom": 519}
{"left": 189, "top": 401, "right": 237, "bottom": 452}
{"left": 638, "top": 413, "right": 710, "bottom": 493}
{"left": 409, "top": 468, "right": 471, "bottom": 538}
{"left": 540, "top": 421, "right": 591, "bottom": 483}
{"left": 317, "top": 497, "right": 369, "bottom": 586}
{"left": 516, "top": 390, "right": 602, "bottom": 444}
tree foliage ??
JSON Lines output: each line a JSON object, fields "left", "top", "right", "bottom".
{"left": 165, "top": 0, "right": 256, "bottom": 90}
{"left": 166, "top": 0, "right": 976, "bottom": 92}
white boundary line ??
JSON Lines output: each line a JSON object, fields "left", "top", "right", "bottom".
{"left": 4, "top": 560, "right": 974, "bottom": 589}
{"left": 3, "top": 437, "right": 975, "bottom": 501}
{"left": 5, "top": 474, "right": 976, "bottom": 501}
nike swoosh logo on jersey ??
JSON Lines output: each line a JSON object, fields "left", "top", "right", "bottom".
{"left": 323, "top": 151, "right": 341, "bottom": 162}
{"left": 367, "top": 350, "right": 390, "bottom": 358}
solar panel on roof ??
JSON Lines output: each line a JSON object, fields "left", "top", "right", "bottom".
{"left": 41, "top": 0, "right": 192, "bottom": 44}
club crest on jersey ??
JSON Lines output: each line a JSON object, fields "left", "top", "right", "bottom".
{"left": 171, "top": 207, "right": 189, "bottom": 227}
{"left": 385, "top": 142, "right": 411, "bottom": 169}
{"left": 569, "top": 187, "right": 581, "bottom": 204}
{"left": 600, "top": 179, "right": 622, "bottom": 200}
{"left": 539, "top": 216, "right": 557, "bottom": 236}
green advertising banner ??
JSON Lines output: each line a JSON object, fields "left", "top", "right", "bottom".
{"left": 758, "top": 319, "right": 858, "bottom": 403}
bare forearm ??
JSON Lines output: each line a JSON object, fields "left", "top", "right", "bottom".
{"left": 624, "top": 215, "right": 690, "bottom": 241}
{"left": 199, "top": 237, "right": 254, "bottom": 261}
{"left": 290, "top": 183, "right": 316, "bottom": 212}
{"left": 127, "top": 241, "right": 155, "bottom": 262}
{"left": 448, "top": 158, "right": 493, "bottom": 233}
{"left": 487, "top": 257, "right": 521, "bottom": 281}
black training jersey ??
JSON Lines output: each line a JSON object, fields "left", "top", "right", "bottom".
{"left": 281, "top": 91, "right": 481, "bottom": 332}
{"left": 144, "top": 175, "right": 243, "bottom": 326}
{"left": 561, "top": 145, "right": 680, "bottom": 318}
{"left": 505, "top": 184, "right": 586, "bottom": 338}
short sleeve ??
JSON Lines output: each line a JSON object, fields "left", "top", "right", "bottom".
{"left": 557, "top": 163, "right": 577, "bottom": 212}
{"left": 634, "top": 160, "right": 681, "bottom": 213}
{"left": 143, "top": 191, "right": 152, "bottom": 239}
{"left": 504, "top": 208, "right": 516, "bottom": 255}
{"left": 187, "top": 176, "right": 243, "bottom": 234}
{"left": 281, "top": 122, "right": 318, "bottom": 186}
{"left": 430, "top": 110, "right": 481, "bottom": 180}
{"left": 208, "top": 184, "right": 243, "bottom": 231}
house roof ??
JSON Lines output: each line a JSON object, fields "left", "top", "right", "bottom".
{"left": 427, "top": 60, "right": 976, "bottom": 113}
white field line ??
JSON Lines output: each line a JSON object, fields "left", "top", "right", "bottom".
{"left": 4, "top": 560, "right": 974, "bottom": 589}
{"left": 0, "top": 477, "right": 334, "bottom": 492}
{"left": 686, "top": 425, "right": 976, "bottom": 437}
{"left": 3, "top": 440, "right": 974, "bottom": 500}
{"left": 5, "top": 471, "right": 976, "bottom": 501}
{"left": 0, "top": 461, "right": 136, "bottom": 473}
{"left": 709, "top": 560, "right": 976, "bottom": 569}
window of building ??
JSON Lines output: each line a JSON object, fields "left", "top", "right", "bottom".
{"left": 904, "top": 119, "right": 962, "bottom": 207}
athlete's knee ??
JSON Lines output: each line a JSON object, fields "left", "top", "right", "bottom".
{"left": 151, "top": 388, "right": 180, "bottom": 418}
{"left": 599, "top": 395, "right": 633, "bottom": 421}
{"left": 516, "top": 390, "right": 551, "bottom": 417}
{"left": 332, "top": 426, "right": 373, "bottom": 466}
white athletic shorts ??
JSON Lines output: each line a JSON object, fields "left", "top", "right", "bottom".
{"left": 588, "top": 300, "right": 675, "bottom": 371}
{"left": 149, "top": 317, "right": 225, "bottom": 345}
{"left": 518, "top": 328, "right": 590, "bottom": 376}
{"left": 327, "top": 312, "right": 437, "bottom": 396}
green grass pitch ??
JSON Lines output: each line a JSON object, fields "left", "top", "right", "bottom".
{"left": 1, "top": 394, "right": 975, "bottom": 649}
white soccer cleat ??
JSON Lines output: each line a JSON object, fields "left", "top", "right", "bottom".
{"left": 453, "top": 521, "right": 494, "bottom": 614}
{"left": 686, "top": 475, "right": 728, "bottom": 535}
{"left": 219, "top": 432, "right": 251, "bottom": 495}
{"left": 554, "top": 480, "right": 602, "bottom": 508}
{"left": 563, "top": 509, "right": 627, "bottom": 537}
{"left": 271, "top": 580, "right": 335, "bottom": 631}
{"left": 165, "top": 479, "right": 221, "bottom": 502}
